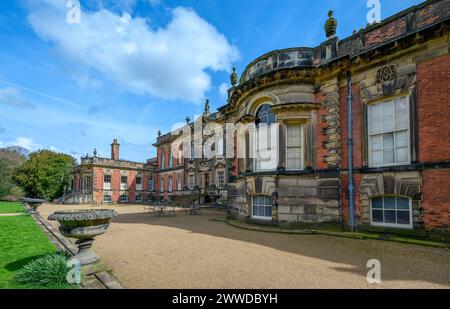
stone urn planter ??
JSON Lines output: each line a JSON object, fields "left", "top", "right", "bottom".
{"left": 48, "top": 209, "right": 118, "bottom": 265}
{"left": 22, "top": 198, "right": 47, "bottom": 214}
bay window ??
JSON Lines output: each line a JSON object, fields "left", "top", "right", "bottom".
{"left": 368, "top": 96, "right": 410, "bottom": 167}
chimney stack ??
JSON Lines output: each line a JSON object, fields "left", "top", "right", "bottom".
{"left": 111, "top": 139, "right": 120, "bottom": 161}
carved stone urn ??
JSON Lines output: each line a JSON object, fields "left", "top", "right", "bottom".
{"left": 48, "top": 209, "right": 118, "bottom": 265}
{"left": 22, "top": 197, "right": 47, "bottom": 214}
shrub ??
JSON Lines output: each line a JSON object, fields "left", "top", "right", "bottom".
{"left": 14, "top": 251, "right": 77, "bottom": 288}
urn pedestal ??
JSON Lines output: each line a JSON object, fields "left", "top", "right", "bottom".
{"left": 22, "top": 198, "right": 46, "bottom": 214}
{"left": 48, "top": 209, "right": 118, "bottom": 265}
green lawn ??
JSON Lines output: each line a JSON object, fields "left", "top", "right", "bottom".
{"left": 0, "top": 202, "right": 25, "bottom": 214}
{"left": 0, "top": 215, "right": 57, "bottom": 288}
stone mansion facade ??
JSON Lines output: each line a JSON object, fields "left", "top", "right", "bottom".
{"left": 153, "top": 0, "right": 450, "bottom": 236}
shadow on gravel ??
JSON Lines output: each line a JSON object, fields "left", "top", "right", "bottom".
{"left": 111, "top": 210, "right": 450, "bottom": 287}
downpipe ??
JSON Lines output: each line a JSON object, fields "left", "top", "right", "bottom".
{"left": 347, "top": 71, "right": 356, "bottom": 232}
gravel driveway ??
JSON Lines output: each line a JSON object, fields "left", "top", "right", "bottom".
{"left": 40, "top": 204, "right": 450, "bottom": 289}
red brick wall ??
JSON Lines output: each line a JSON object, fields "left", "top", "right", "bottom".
{"left": 422, "top": 169, "right": 450, "bottom": 230}
{"left": 339, "top": 83, "right": 363, "bottom": 170}
{"left": 417, "top": 54, "right": 450, "bottom": 163}
{"left": 365, "top": 17, "right": 407, "bottom": 48}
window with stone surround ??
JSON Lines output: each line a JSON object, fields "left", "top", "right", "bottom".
{"left": 103, "top": 195, "right": 112, "bottom": 203}
{"left": 255, "top": 104, "right": 277, "bottom": 171}
{"left": 368, "top": 96, "right": 410, "bottom": 167}
{"left": 370, "top": 196, "right": 412, "bottom": 229}
{"left": 104, "top": 175, "right": 111, "bottom": 183}
{"left": 120, "top": 194, "right": 128, "bottom": 202}
{"left": 252, "top": 195, "right": 273, "bottom": 220}
{"left": 136, "top": 176, "right": 142, "bottom": 185}
{"left": 286, "top": 123, "right": 305, "bottom": 170}
{"left": 121, "top": 176, "right": 128, "bottom": 184}
{"left": 217, "top": 171, "right": 225, "bottom": 188}
{"left": 148, "top": 178, "right": 154, "bottom": 191}
{"left": 135, "top": 194, "right": 142, "bottom": 202}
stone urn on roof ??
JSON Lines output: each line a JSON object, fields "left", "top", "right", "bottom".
{"left": 324, "top": 10, "right": 338, "bottom": 39}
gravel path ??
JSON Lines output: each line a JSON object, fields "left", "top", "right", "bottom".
{"left": 40, "top": 204, "right": 450, "bottom": 289}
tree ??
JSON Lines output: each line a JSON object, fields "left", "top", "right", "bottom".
{"left": 13, "top": 150, "right": 76, "bottom": 201}
{"left": 0, "top": 148, "right": 26, "bottom": 201}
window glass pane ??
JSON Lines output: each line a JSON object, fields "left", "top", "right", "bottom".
{"left": 372, "top": 210, "right": 384, "bottom": 223}
{"left": 395, "top": 112, "right": 408, "bottom": 130}
{"left": 397, "top": 211, "right": 410, "bottom": 225}
{"left": 383, "top": 133, "right": 394, "bottom": 148}
{"left": 265, "top": 206, "right": 272, "bottom": 217}
{"left": 371, "top": 150, "right": 382, "bottom": 165}
{"left": 382, "top": 100, "right": 394, "bottom": 117}
{"left": 395, "top": 131, "right": 408, "bottom": 147}
{"left": 287, "top": 124, "right": 302, "bottom": 146}
{"left": 382, "top": 116, "right": 395, "bottom": 132}
{"left": 372, "top": 198, "right": 383, "bottom": 209}
{"left": 395, "top": 97, "right": 407, "bottom": 113}
{"left": 384, "top": 210, "right": 396, "bottom": 224}
{"left": 383, "top": 148, "right": 395, "bottom": 164}
{"left": 370, "top": 119, "right": 381, "bottom": 134}
{"left": 396, "top": 198, "right": 410, "bottom": 210}
{"left": 384, "top": 197, "right": 396, "bottom": 209}
{"left": 371, "top": 135, "right": 382, "bottom": 150}
{"left": 396, "top": 147, "right": 408, "bottom": 163}
{"left": 369, "top": 104, "right": 381, "bottom": 121}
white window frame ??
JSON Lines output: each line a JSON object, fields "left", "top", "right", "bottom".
{"left": 217, "top": 170, "right": 225, "bottom": 189}
{"left": 135, "top": 194, "right": 142, "bottom": 203}
{"left": 103, "top": 195, "right": 112, "bottom": 203}
{"left": 251, "top": 195, "right": 273, "bottom": 221}
{"left": 370, "top": 196, "right": 413, "bottom": 229}
{"left": 368, "top": 96, "right": 411, "bottom": 168}
{"left": 120, "top": 194, "right": 128, "bottom": 203}
{"left": 148, "top": 178, "right": 154, "bottom": 191}
{"left": 285, "top": 123, "right": 305, "bottom": 171}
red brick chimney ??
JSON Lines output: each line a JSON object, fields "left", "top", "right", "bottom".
{"left": 111, "top": 139, "right": 120, "bottom": 161}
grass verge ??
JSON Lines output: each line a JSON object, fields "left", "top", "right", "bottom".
{"left": 0, "top": 202, "right": 25, "bottom": 214}
{"left": 0, "top": 214, "right": 75, "bottom": 288}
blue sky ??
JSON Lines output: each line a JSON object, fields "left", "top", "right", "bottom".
{"left": 0, "top": 0, "right": 424, "bottom": 162}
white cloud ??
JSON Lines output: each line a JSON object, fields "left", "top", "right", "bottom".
{"left": 26, "top": 1, "right": 239, "bottom": 102}
{"left": 0, "top": 87, "right": 35, "bottom": 109}
{"left": 3, "top": 136, "right": 61, "bottom": 153}
{"left": 7, "top": 137, "right": 42, "bottom": 151}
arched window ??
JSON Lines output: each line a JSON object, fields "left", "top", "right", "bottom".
{"left": 252, "top": 195, "right": 273, "bottom": 220}
{"left": 371, "top": 196, "right": 412, "bottom": 229}
{"left": 254, "top": 104, "right": 277, "bottom": 171}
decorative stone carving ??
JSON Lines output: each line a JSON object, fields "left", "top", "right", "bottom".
{"left": 376, "top": 65, "right": 398, "bottom": 83}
